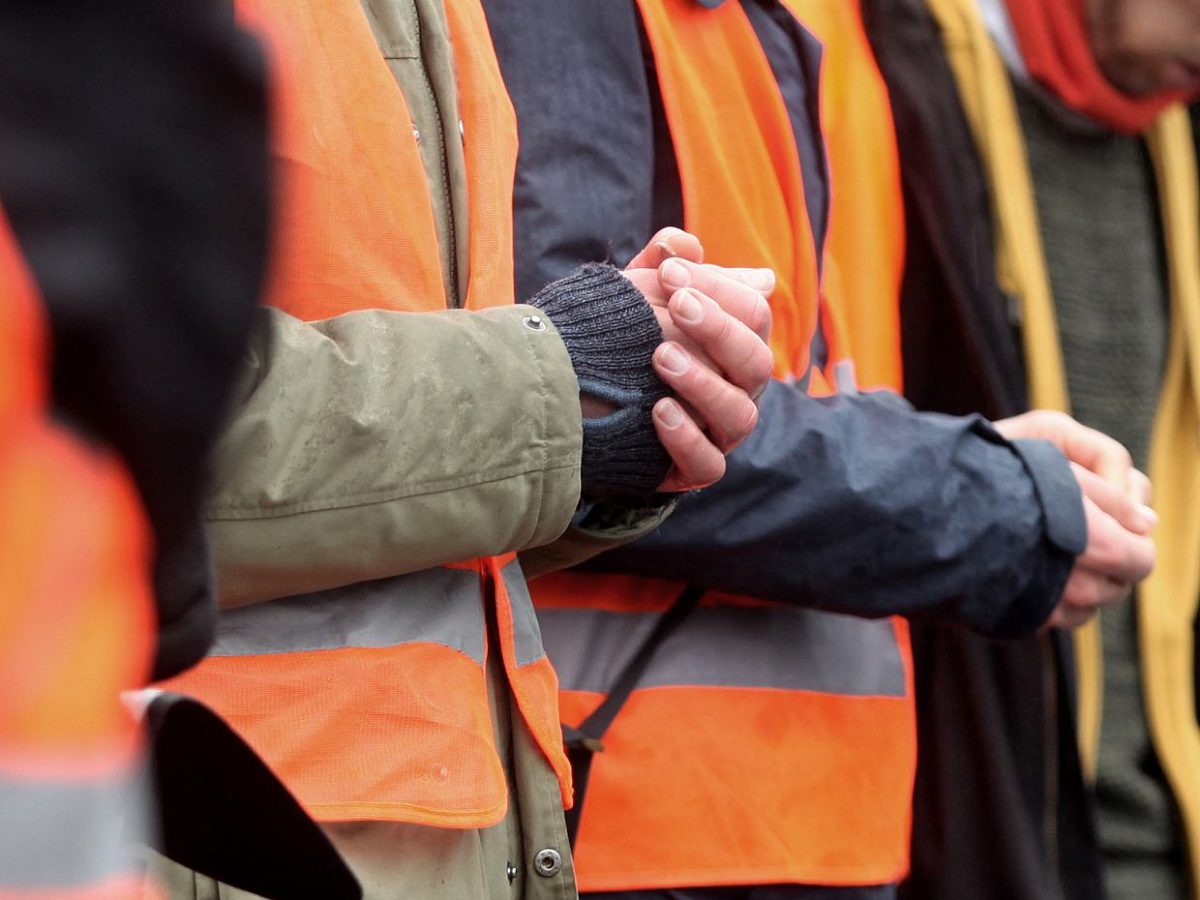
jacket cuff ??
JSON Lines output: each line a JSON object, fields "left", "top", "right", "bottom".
{"left": 518, "top": 499, "right": 677, "bottom": 578}
{"left": 984, "top": 438, "right": 1086, "bottom": 638}
{"left": 527, "top": 263, "right": 671, "bottom": 499}
{"left": 1012, "top": 439, "right": 1088, "bottom": 555}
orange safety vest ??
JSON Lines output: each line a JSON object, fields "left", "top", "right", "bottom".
{"left": 162, "top": 0, "right": 572, "bottom": 827}
{"left": 0, "top": 209, "right": 154, "bottom": 897}
{"left": 530, "top": 0, "right": 914, "bottom": 890}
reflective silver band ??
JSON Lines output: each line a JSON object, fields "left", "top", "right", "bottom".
{"left": 538, "top": 604, "right": 906, "bottom": 697}
{"left": 500, "top": 559, "right": 547, "bottom": 666}
{"left": 832, "top": 358, "right": 858, "bottom": 394}
{"left": 213, "top": 567, "right": 486, "bottom": 663}
{"left": 0, "top": 764, "right": 149, "bottom": 890}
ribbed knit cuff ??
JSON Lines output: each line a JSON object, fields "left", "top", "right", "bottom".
{"left": 528, "top": 263, "right": 671, "bottom": 499}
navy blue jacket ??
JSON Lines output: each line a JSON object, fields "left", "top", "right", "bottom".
{"left": 484, "top": 0, "right": 1086, "bottom": 639}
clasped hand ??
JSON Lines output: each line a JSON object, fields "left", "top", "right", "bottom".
{"left": 621, "top": 227, "right": 775, "bottom": 492}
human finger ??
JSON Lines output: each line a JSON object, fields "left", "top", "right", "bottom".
{"left": 1073, "top": 463, "right": 1157, "bottom": 536}
{"left": 627, "top": 227, "right": 705, "bottom": 270}
{"left": 996, "top": 410, "right": 1134, "bottom": 486}
{"left": 668, "top": 288, "right": 773, "bottom": 398}
{"left": 1075, "top": 494, "right": 1156, "bottom": 585}
{"left": 653, "top": 397, "right": 726, "bottom": 491}
{"left": 653, "top": 341, "right": 759, "bottom": 452}
{"left": 1129, "top": 468, "right": 1153, "bottom": 505}
{"left": 700, "top": 264, "right": 776, "bottom": 296}
{"left": 1043, "top": 601, "right": 1096, "bottom": 631}
{"left": 658, "top": 258, "right": 772, "bottom": 342}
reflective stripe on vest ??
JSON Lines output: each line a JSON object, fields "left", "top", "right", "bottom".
{"left": 540, "top": 605, "right": 905, "bottom": 697}
{"left": 0, "top": 769, "right": 148, "bottom": 895}
{"left": 0, "top": 210, "right": 154, "bottom": 897}
{"left": 163, "top": 0, "right": 572, "bottom": 828}
{"left": 530, "top": 0, "right": 913, "bottom": 890}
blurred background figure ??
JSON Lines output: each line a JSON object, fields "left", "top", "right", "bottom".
{"left": 864, "top": 0, "right": 1200, "bottom": 897}
{"left": 0, "top": 5, "right": 272, "bottom": 896}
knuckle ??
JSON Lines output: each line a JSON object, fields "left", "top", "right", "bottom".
{"left": 1065, "top": 573, "right": 1099, "bottom": 611}
{"left": 752, "top": 345, "right": 775, "bottom": 385}
{"left": 698, "top": 452, "right": 726, "bottom": 487}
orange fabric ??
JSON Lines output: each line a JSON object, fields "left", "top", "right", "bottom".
{"left": 169, "top": 0, "right": 570, "bottom": 827}
{"left": 780, "top": 0, "right": 905, "bottom": 391}
{"left": 168, "top": 646, "right": 505, "bottom": 824}
{"left": 532, "top": 0, "right": 914, "bottom": 889}
{"left": 0, "top": 875, "right": 152, "bottom": 900}
{"left": 0, "top": 210, "right": 152, "bottom": 896}
{"left": 635, "top": 0, "right": 818, "bottom": 378}
{"left": 562, "top": 668, "right": 912, "bottom": 889}
{"left": 0, "top": 213, "right": 152, "bottom": 767}
{"left": 239, "top": 0, "right": 516, "bottom": 318}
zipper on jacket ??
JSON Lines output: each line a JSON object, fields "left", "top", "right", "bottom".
{"left": 409, "top": 0, "right": 460, "bottom": 307}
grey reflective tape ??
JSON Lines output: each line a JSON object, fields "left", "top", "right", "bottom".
{"left": 213, "top": 568, "right": 486, "bottom": 663}
{"left": 538, "top": 605, "right": 906, "bottom": 697}
{"left": 832, "top": 359, "right": 858, "bottom": 395}
{"left": 501, "top": 559, "right": 547, "bottom": 666}
{"left": 0, "top": 764, "right": 150, "bottom": 890}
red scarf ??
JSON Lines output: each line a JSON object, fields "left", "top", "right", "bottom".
{"left": 1003, "top": 0, "right": 1193, "bottom": 133}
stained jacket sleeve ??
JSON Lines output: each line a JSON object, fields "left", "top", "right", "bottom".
{"left": 587, "top": 380, "right": 1087, "bottom": 638}
{"left": 207, "top": 304, "right": 591, "bottom": 607}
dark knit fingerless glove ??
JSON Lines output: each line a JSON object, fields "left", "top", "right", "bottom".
{"left": 528, "top": 263, "right": 672, "bottom": 499}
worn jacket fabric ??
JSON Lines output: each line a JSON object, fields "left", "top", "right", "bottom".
{"left": 177, "top": 1, "right": 667, "bottom": 897}
{"left": 203, "top": 0, "right": 671, "bottom": 611}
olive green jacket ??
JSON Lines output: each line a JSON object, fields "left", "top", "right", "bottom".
{"left": 205, "top": 0, "right": 668, "bottom": 607}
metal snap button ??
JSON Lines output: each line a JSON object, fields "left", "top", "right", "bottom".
{"left": 506, "top": 863, "right": 518, "bottom": 884}
{"left": 533, "top": 848, "right": 562, "bottom": 877}
{"left": 522, "top": 314, "right": 547, "bottom": 332}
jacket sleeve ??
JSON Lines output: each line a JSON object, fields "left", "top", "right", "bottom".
{"left": 586, "top": 379, "right": 1087, "bottom": 639}
{"left": 206, "top": 304, "right": 589, "bottom": 607}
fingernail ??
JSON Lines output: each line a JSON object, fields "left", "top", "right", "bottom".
{"left": 661, "top": 258, "right": 690, "bottom": 290}
{"left": 654, "top": 241, "right": 678, "bottom": 259}
{"left": 658, "top": 343, "right": 690, "bottom": 375}
{"left": 674, "top": 289, "right": 704, "bottom": 324}
{"left": 1136, "top": 503, "right": 1158, "bottom": 530}
{"left": 745, "top": 268, "right": 775, "bottom": 293}
{"left": 656, "top": 398, "right": 684, "bottom": 428}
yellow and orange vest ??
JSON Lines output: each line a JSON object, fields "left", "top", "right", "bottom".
{"left": 0, "top": 208, "right": 154, "bottom": 897}
{"left": 164, "top": 0, "right": 572, "bottom": 828}
{"left": 531, "top": 0, "right": 915, "bottom": 890}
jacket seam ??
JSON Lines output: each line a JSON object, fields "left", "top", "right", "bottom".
{"left": 207, "top": 455, "right": 580, "bottom": 520}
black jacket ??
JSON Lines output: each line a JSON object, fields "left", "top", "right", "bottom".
{"left": 862, "top": 1, "right": 1104, "bottom": 898}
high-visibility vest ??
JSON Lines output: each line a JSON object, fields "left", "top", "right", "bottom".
{"left": 161, "top": 0, "right": 572, "bottom": 828}
{"left": 530, "top": 0, "right": 914, "bottom": 890}
{"left": 0, "top": 209, "right": 154, "bottom": 897}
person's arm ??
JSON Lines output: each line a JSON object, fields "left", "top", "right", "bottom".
{"left": 209, "top": 251, "right": 775, "bottom": 607}
{"left": 207, "top": 301, "right": 586, "bottom": 607}
{"left": 585, "top": 380, "right": 1089, "bottom": 638}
